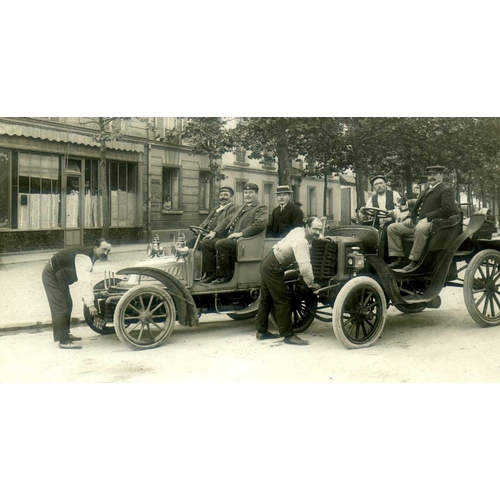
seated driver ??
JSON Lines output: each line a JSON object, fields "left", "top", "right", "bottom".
{"left": 387, "top": 165, "right": 459, "bottom": 272}
{"left": 363, "top": 174, "right": 401, "bottom": 229}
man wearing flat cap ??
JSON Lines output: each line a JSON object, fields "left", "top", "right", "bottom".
{"left": 187, "top": 186, "right": 236, "bottom": 248}
{"left": 200, "top": 183, "right": 268, "bottom": 284}
{"left": 364, "top": 174, "right": 401, "bottom": 229}
{"left": 387, "top": 166, "right": 459, "bottom": 272}
{"left": 266, "top": 185, "right": 304, "bottom": 238}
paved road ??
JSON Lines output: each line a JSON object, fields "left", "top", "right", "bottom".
{"left": 2, "top": 284, "right": 500, "bottom": 382}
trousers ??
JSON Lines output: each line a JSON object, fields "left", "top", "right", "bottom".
{"left": 42, "top": 262, "right": 73, "bottom": 342}
{"left": 255, "top": 251, "right": 293, "bottom": 337}
{"left": 201, "top": 237, "right": 238, "bottom": 277}
{"left": 387, "top": 218, "right": 432, "bottom": 261}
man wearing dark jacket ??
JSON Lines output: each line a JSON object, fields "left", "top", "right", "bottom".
{"left": 266, "top": 185, "right": 304, "bottom": 238}
{"left": 42, "top": 238, "right": 112, "bottom": 349}
{"left": 387, "top": 166, "right": 459, "bottom": 272}
{"left": 200, "top": 183, "right": 268, "bottom": 284}
{"left": 186, "top": 186, "right": 237, "bottom": 248}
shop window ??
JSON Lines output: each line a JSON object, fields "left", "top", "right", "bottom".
{"left": 17, "top": 152, "right": 61, "bottom": 230}
{"left": 199, "top": 171, "right": 212, "bottom": 211}
{"left": 0, "top": 149, "right": 10, "bottom": 228}
{"left": 162, "top": 166, "right": 180, "bottom": 211}
{"left": 83, "top": 159, "right": 102, "bottom": 228}
{"left": 109, "top": 162, "right": 138, "bottom": 227}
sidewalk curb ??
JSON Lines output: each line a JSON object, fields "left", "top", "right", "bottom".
{"left": 0, "top": 316, "right": 86, "bottom": 335}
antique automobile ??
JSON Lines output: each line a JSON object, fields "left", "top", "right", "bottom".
{"left": 84, "top": 227, "right": 284, "bottom": 350}
{"left": 85, "top": 209, "right": 500, "bottom": 350}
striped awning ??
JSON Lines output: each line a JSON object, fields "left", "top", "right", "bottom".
{"left": 0, "top": 122, "right": 143, "bottom": 153}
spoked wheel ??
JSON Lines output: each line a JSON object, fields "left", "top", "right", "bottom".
{"left": 332, "top": 276, "right": 387, "bottom": 349}
{"left": 114, "top": 285, "right": 176, "bottom": 350}
{"left": 270, "top": 281, "right": 318, "bottom": 333}
{"left": 464, "top": 249, "right": 500, "bottom": 327}
{"left": 84, "top": 279, "right": 122, "bottom": 335}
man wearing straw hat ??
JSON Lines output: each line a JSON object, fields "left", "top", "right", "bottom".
{"left": 266, "top": 185, "right": 304, "bottom": 238}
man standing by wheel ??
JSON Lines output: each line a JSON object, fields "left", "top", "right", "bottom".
{"left": 200, "top": 183, "right": 268, "bottom": 285}
{"left": 186, "top": 186, "right": 236, "bottom": 248}
{"left": 387, "top": 165, "right": 459, "bottom": 272}
{"left": 42, "top": 238, "right": 112, "bottom": 349}
{"left": 266, "top": 185, "right": 304, "bottom": 238}
{"left": 255, "top": 217, "right": 323, "bottom": 346}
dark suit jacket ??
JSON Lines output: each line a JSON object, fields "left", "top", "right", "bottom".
{"left": 201, "top": 203, "right": 236, "bottom": 231}
{"left": 412, "top": 183, "right": 459, "bottom": 223}
{"left": 267, "top": 203, "right": 304, "bottom": 237}
{"left": 214, "top": 201, "right": 268, "bottom": 238}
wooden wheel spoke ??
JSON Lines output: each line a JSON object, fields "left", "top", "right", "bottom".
{"left": 478, "top": 266, "right": 487, "bottom": 281}
{"left": 146, "top": 294, "right": 155, "bottom": 312}
{"left": 139, "top": 295, "right": 145, "bottom": 311}
{"left": 475, "top": 292, "right": 487, "bottom": 308}
{"left": 492, "top": 293, "right": 500, "bottom": 311}
{"left": 127, "top": 303, "right": 142, "bottom": 315}
{"left": 137, "top": 323, "right": 145, "bottom": 341}
{"left": 150, "top": 302, "right": 165, "bottom": 314}
{"left": 150, "top": 321, "right": 164, "bottom": 332}
{"left": 127, "top": 321, "right": 142, "bottom": 333}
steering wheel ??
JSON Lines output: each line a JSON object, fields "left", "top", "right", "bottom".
{"left": 360, "top": 207, "right": 391, "bottom": 219}
{"left": 189, "top": 225, "right": 210, "bottom": 236}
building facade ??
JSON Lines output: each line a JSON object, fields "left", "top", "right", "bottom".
{"left": 0, "top": 117, "right": 356, "bottom": 254}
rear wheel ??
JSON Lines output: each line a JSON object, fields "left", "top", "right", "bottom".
{"left": 464, "top": 249, "right": 500, "bottom": 327}
{"left": 114, "top": 285, "right": 176, "bottom": 350}
{"left": 269, "top": 281, "right": 317, "bottom": 333}
{"left": 332, "top": 276, "right": 386, "bottom": 349}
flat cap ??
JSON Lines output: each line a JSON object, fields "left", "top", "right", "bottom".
{"left": 219, "top": 186, "right": 234, "bottom": 196}
{"left": 425, "top": 165, "right": 446, "bottom": 172}
{"left": 370, "top": 174, "right": 388, "bottom": 186}
{"left": 244, "top": 183, "right": 259, "bottom": 192}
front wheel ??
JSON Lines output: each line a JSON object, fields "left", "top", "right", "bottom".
{"left": 83, "top": 279, "right": 122, "bottom": 335}
{"left": 332, "top": 276, "right": 387, "bottom": 349}
{"left": 114, "top": 285, "right": 176, "bottom": 350}
{"left": 464, "top": 249, "right": 500, "bottom": 327}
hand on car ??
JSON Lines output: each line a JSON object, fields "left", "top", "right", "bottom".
{"left": 309, "top": 283, "right": 321, "bottom": 291}
{"left": 88, "top": 305, "right": 98, "bottom": 317}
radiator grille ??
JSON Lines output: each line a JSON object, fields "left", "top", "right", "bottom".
{"left": 311, "top": 238, "right": 338, "bottom": 280}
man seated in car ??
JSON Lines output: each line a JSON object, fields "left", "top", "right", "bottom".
{"left": 200, "top": 183, "right": 268, "bottom": 285}
{"left": 266, "top": 185, "right": 304, "bottom": 238}
{"left": 387, "top": 166, "right": 459, "bottom": 272}
{"left": 186, "top": 186, "right": 236, "bottom": 248}
{"left": 363, "top": 173, "right": 401, "bottom": 229}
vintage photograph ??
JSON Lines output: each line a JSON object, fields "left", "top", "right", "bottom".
{"left": 1, "top": 117, "right": 500, "bottom": 382}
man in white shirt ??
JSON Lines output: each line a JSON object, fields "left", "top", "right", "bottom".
{"left": 42, "top": 238, "right": 112, "bottom": 349}
{"left": 255, "top": 217, "right": 322, "bottom": 345}
{"left": 364, "top": 174, "right": 401, "bottom": 228}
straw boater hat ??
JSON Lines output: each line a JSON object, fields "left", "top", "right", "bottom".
{"left": 275, "top": 185, "right": 293, "bottom": 194}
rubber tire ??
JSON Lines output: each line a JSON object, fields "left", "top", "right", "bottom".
{"left": 464, "top": 249, "right": 500, "bottom": 327}
{"left": 83, "top": 279, "right": 122, "bottom": 335}
{"left": 394, "top": 303, "right": 427, "bottom": 314}
{"left": 114, "top": 285, "right": 176, "bottom": 350}
{"left": 332, "top": 276, "right": 387, "bottom": 349}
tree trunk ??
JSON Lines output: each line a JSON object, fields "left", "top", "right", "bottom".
{"left": 276, "top": 118, "right": 290, "bottom": 186}
{"left": 455, "top": 168, "right": 461, "bottom": 203}
{"left": 405, "top": 163, "right": 413, "bottom": 198}
{"left": 323, "top": 169, "right": 328, "bottom": 217}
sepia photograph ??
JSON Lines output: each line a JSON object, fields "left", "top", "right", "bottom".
{"left": 2, "top": 1, "right": 500, "bottom": 499}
